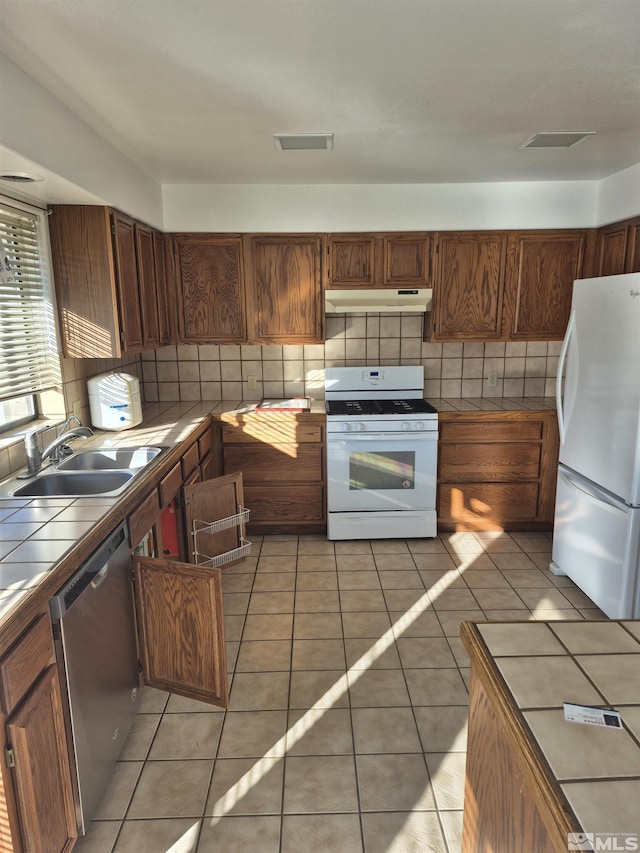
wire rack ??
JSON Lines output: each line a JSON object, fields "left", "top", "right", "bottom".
{"left": 191, "top": 507, "right": 251, "bottom": 568}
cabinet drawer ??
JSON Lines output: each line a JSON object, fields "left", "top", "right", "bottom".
{"left": 224, "top": 444, "right": 323, "bottom": 482}
{"left": 222, "top": 420, "right": 323, "bottom": 445}
{"left": 244, "top": 485, "right": 325, "bottom": 523}
{"left": 198, "top": 428, "right": 212, "bottom": 459}
{"left": 129, "top": 489, "right": 160, "bottom": 549}
{"left": 159, "top": 462, "right": 182, "bottom": 508}
{"left": 0, "top": 614, "right": 54, "bottom": 715}
{"left": 181, "top": 441, "right": 200, "bottom": 479}
{"left": 438, "top": 482, "right": 539, "bottom": 523}
{"left": 440, "top": 443, "right": 541, "bottom": 482}
{"left": 439, "top": 421, "right": 542, "bottom": 443}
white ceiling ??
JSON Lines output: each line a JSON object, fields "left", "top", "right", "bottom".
{"left": 0, "top": 0, "right": 639, "bottom": 186}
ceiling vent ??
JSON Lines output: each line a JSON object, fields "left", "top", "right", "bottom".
{"left": 519, "top": 131, "right": 596, "bottom": 149}
{"left": 274, "top": 133, "right": 334, "bottom": 151}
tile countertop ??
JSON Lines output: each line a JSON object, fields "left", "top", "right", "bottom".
{"left": 0, "top": 396, "right": 552, "bottom": 630}
{"left": 462, "top": 619, "right": 640, "bottom": 842}
{"left": 0, "top": 398, "right": 332, "bottom": 635}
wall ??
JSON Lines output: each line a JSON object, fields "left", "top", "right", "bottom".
{"left": 162, "top": 181, "right": 600, "bottom": 233}
{"left": 0, "top": 54, "right": 164, "bottom": 228}
{"left": 596, "top": 163, "right": 640, "bottom": 227}
{"left": 141, "top": 317, "right": 560, "bottom": 404}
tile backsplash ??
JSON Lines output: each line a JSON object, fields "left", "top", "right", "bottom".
{"left": 142, "top": 313, "right": 561, "bottom": 403}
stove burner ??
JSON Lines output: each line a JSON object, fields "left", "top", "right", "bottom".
{"left": 326, "top": 399, "right": 438, "bottom": 416}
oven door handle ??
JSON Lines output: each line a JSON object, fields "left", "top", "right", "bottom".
{"left": 327, "top": 432, "right": 438, "bottom": 442}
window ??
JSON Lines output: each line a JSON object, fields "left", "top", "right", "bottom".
{"left": 0, "top": 197, "right": 60, "bottom": 431}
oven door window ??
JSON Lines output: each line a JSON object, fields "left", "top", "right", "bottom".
{"left": 349, "top": 450, "right": 414, "bottom": 491}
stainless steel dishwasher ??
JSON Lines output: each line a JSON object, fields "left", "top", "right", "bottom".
{"left": 50, "top": 521, "right": 141, "bottom": 833}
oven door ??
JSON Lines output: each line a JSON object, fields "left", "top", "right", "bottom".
{"left": 326, "top": 432, "right": 437, "bottom": 512}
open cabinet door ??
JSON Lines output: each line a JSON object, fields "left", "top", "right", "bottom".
{"left": 183, "top": 471, "right": 248, "bottom": 568}
{"left": 132, "top": 556, "right": 228, "bottom": 707}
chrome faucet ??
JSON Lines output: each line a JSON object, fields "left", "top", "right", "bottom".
{"left": 23, "top": 416, "right": 94, "bottom": 476}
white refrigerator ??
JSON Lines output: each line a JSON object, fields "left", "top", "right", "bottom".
{"left": 551, "top": 272, "right": 640, "bottom": 619}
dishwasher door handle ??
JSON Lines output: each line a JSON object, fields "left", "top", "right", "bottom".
{"left": 90, "top": 564, "right": 110, "bottom": 590}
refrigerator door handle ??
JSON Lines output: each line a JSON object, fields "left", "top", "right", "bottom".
{"left": 556, "top": 309, "right": 575, "bottom": 446}
{"left": 559, "top": 466, "right": 620, "bottom": 510}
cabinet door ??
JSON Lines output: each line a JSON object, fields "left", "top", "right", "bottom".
{"left": 326, "top": 234, "right": 377, "bottom": 286}
{"left": 183, "top": 471, "right": 246, "bottom": 566}
{"left": 595, "top": 221, "right": 629, "bottom": 276}
{"left": 6, "top": 667, "right": 77, "bottom": 853}
{"left": 135, "top": 223, "right": 160, "bottom": 348}
{"left": 48, "top": 205, "right": 122, "bottom": 358}
{"left": 112, "top": 211, "right": 144, "bottom": 351}
{"left": 153, "top": 230, "right": 172, "bottom": 345}
{"left": 383, "top": 234, "right": 431, "bottom": 287}
{"left": 625, "top": 218, "right": 640, "bottom": 273}
{"left": 432, "top": 233, "right": 507, "bottom": 340}
{"left": 133, "top": 556, "right": 228, "bottom": 707}
{"left": 245, "top": 235, "right": 323, "bottom": 343}
{"left": 504, "top": 232, "right": 586, "bottom": 339}
{"left": 174, "top": 235, "right": 246, "bottom": 343}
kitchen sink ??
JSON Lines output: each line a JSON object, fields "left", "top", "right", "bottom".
{"left": 57, "top": 446, "right": 165, "bottom": 472}
{"left": 13, "top": 471, "right": 134, "bottom": 497}
{"left": 0, "top": 445, "right": 168, "bottom": 499}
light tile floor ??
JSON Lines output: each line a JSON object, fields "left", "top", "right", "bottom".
{"left": 76, "top": 530, "right": 605, "bottom": 853}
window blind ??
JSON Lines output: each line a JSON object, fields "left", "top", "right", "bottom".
{"left": 0, "top": 199, "right": 59, "bottom": 403}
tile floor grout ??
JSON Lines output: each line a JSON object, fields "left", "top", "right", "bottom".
{"left": 76, "top": 530, "right": 605, "bottom": 853}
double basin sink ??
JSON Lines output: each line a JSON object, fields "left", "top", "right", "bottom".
{"left": 0, "top": 446, "right": 167, "bottom": 499}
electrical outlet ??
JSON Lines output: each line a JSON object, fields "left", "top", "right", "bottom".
{"left": 487, "top": 371, "right": 498, "bottom": 388}
{"left": 247, "top": 375, "right": 257, "bottom": 390}
{"left": 72, "top": 401, "right": 83, "bottom": 421}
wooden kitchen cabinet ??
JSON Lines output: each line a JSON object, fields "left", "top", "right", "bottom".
{"left": 219, "top": 412, "right": 326, "bottom": 535}
{"left": 153, "top": 230, "right": 173, "bottom": 346}
{"left": 431, "top": 232, "right": 508, "bottom": 341}
{"left": 326, "top": 232, "right": 431, "bottom": 288}
{"left": 132, "top": 471, "right": 249, "bottom": 708}
{"left": 49, "top": 205, "right": 171, "bottom": 358}
{"left": 133, "top": 555, "right": 228, "bottom": 707}
{"left": 502, "top": 230, "right": 590, "bottom": 340}
{"left": 0, "top": 613, "right": 76, "bottom": 853}
{"left": 437, "top": 410, "right": 559, "bottom": 531}
{"left": 594, "top": 215, "right": 640, "bottom": 275}
{"left": 244, "top": 234, "right": 324, "bottom": 344}
{"left": 173, "top": 234, "right": 247, "bottom": 344}
{"left": 173, "top": 233, "right": 323, "bottom": 345}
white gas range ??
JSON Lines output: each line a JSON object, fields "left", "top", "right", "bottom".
{"left": 325, "top": 366, "right": 438, "bottom": 540}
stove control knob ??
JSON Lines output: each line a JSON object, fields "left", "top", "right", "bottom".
{"left": 402, "top": 422, "right": 411, "bottom": 431}
{"left": 341, "top": 422, "right": 351, "bottom": 432}
{"left": 355, "top": 422, "right": 365, "bottom": 431}
{"left": 415, "top": 421, "right": 426, "bottom": 431}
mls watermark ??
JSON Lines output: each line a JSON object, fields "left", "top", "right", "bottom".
{"left": 568, "top": 833, "right": 639, "bottom": 851}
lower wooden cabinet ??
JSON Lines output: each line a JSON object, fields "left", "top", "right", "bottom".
{"left": 437, "top": 411, "right": 559, "bottom": 531}
{"left": 219, "top": 413, "right": 326, "bottom": 535}
{"left": 0, "top": 613, "right": 76, "bottom": 853}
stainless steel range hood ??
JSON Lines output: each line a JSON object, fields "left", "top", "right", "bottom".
{"left": 325, "top": 288, "right": 432, "bottom": 314}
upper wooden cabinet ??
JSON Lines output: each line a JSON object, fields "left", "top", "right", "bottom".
{"left": 244, "top": 234, "right": 324, "bottom": 344}
{"left": 431, "top": 232, "right": 508, "bottom": 341}
{"left": 326, "top": 233, "right": 431, "bottom": 288}
{"left": 502, "top": 231, "right": 589, "bottom": 340}
{"left": 173, "top": 234, "right": 246, "bottom": 343}
{"left": 595, "top": 216, "right": 640, "bottom": 275}
{"left": 49, "top": 205, "right": 172, "bottom": 358}
{"left": 172, "top": 233, "right": 324, "bottom": 345}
